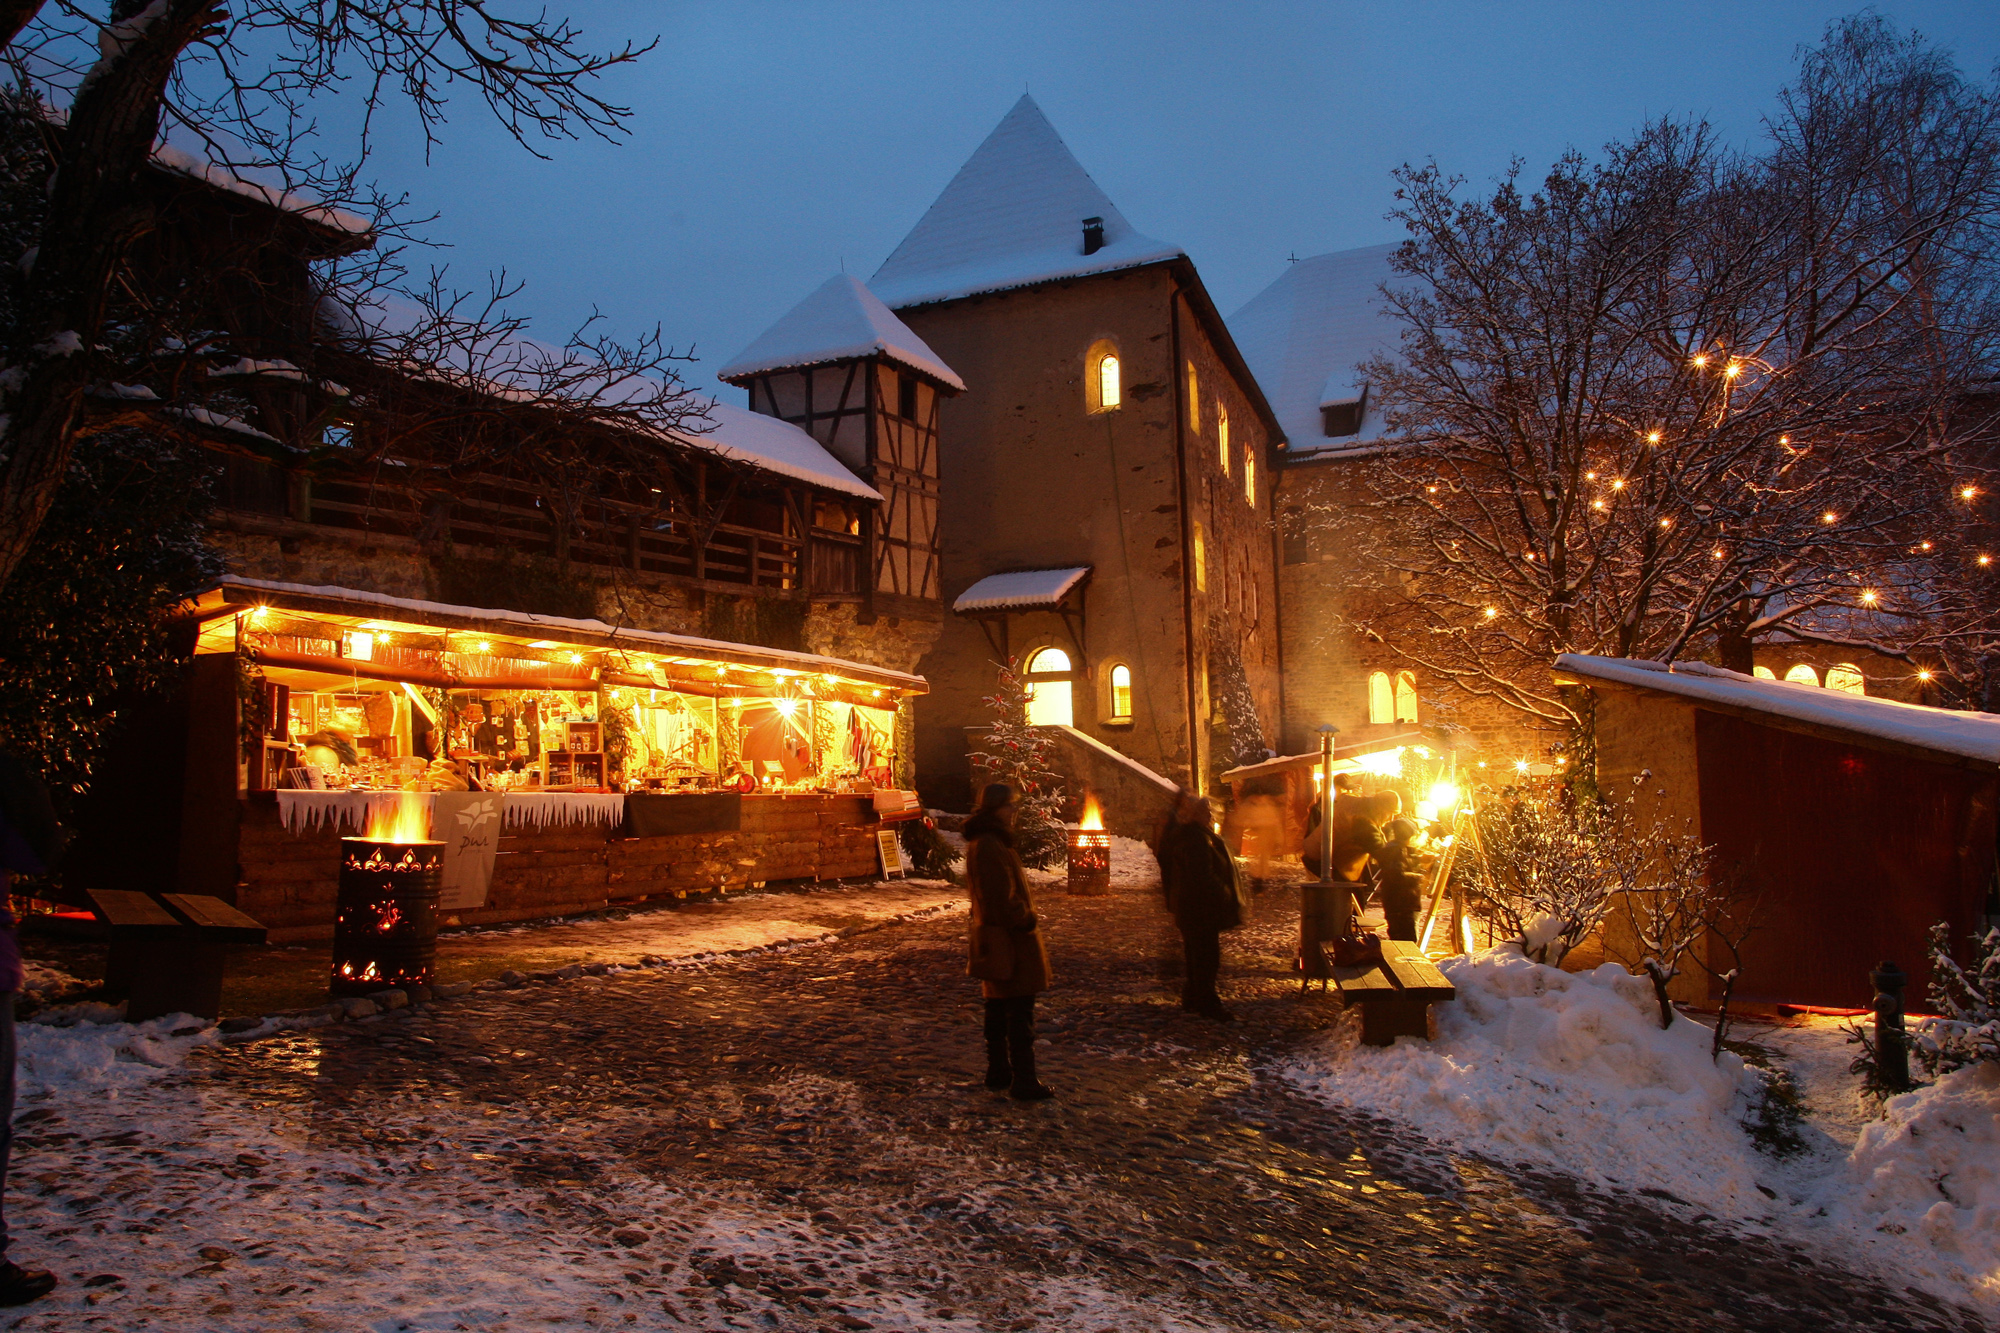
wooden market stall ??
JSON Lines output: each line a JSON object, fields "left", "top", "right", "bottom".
{"left": 1217, "top": 729, "right": 1428, "bottom": 859}
{"left": 1555, "top": 653, "right": 2000, "bottom": 1009}
{"left": 75, "top": 577, "right": 927, "bottom": 942}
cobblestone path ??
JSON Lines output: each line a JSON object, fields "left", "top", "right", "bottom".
{"left": 204, "top": 884, "right": 1988, "bottom": 1333}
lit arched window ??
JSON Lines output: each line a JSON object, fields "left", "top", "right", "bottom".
{"left": 1826, "top": 663, "right": 1866, "bottom": 695}
{"left": 1752, "top": 666, "right": 1777, "bottom": 680}
{"left": 1192, "top": 522, "right": 1207, "bottom": 592}
{"left": 1244, "top": 448, "right": 1256, "bottom": 507}
{"left": 1086, "top": 339, "right": 1121, "bottom": 413}
{"left": 1108, "top": 664, "right": 1133, "bottom": 721}
{"left": 1784, "top": 664, "right": 1820, "bottom": 687}
{"left": 1218, "top": 406, "right": 1231, "bottom": 477}
{"left": 1393, "top": 671, "right": 1418, "bottom": 723}
{"left": 1186, "top": 361, "right": 1200, "bottom": 434}
{"left": 1368, "top": 671, "right": 1393, "bottom": 724}
{"left": 1024, "top": 647, "right": 1074, "bottom": 727}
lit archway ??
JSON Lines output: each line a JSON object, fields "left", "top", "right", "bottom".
{"left": 1107, "top": 663, "right": 1133, "bottom": 721}
{"left": 1367, "top": 671, "right": 1393, "bottom": 724}
{"left": 1025, "top": 647, "right": 1074, "bottom": 726}
{"left": 1752, "top": 666, "right": 1777, "bottom": 680}
{"left": 1784, "top": 664, "right": 1820, "bottom": 686}
{"left": 1393, "top": 671, "right": 1418, "bottom": 723}
{"left": 1826, "top": 663, "right": 1866, "bottom": 695}
{"left": 1086, "top": 340, "right": 1121, "bottom": 414}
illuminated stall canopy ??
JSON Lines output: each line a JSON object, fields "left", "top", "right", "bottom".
{"left": 185, "top": 576, "right": 924, "bottom": 794}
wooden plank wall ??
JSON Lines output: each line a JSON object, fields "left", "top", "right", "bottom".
{"left": 236, "top": 794, "right": 887, "bottom": 942}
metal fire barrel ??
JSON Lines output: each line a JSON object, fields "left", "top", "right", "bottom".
{"left": 332, "top": 837, "right": 444, "bottom": 997}
{"left": 1066, "top": 829, "right": 1112, "bottom": 895}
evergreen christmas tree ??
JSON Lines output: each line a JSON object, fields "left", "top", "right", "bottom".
{"left": 970, "top": 659, "right": 1069, "bottom": 868}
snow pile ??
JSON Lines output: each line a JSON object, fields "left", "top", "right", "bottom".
{"left": 18, "top": 959, "right": 88, "bottom": 1007}
{"left": 1816, "top": 1063, "right": 2000, "bottom": 1306}
{"left": 17, "top": 1009, "right": 219, "bottom": 1100}
{"left": 1285, "top": 945, "right": 1773, "bottom": 1215}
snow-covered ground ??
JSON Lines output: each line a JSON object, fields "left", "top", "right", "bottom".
{"left": 1284, "top": 945, "right": 2000, "bottom": 1314}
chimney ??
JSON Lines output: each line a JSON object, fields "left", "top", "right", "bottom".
{"left": 1081, "top": 216, "right": 1105, "bottom": 255}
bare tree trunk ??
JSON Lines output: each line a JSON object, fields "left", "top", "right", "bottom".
{"left": 1643, "top": 959, "right": 1676, "bottom": 1029}
{"left": 1711, "top": 968, "right": 1739, "bottom": 1061}
{"left": 0, "top": 0, "right": 221, "bottom": 591}
{"left": 1714, "top": 600, "right": 1756, "bottom": 674}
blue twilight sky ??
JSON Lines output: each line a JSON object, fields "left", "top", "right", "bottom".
{"left": 347, "top": 2, "right": 2000, "bottom": 401}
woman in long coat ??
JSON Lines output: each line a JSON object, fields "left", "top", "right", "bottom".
{"left": 963, "top": 783, "right": 1054, "bottom": 1101}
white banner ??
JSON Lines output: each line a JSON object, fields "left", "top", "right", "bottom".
{"left": 434, "top": 791, "right": 504, "bottom": 912}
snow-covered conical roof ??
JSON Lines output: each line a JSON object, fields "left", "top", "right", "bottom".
{"left": 869, "top": 95, "right": 1182, "bottom": 310}
{"left": 1229, "top": 243, "right": 1404, "bottom": 452}
{"left": 717, "top": 274, "right": 965, "bottom": 390}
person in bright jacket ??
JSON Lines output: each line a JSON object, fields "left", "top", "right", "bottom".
{"left": 963, "top": 783, "right": 1054, "bottom": 1101}
{"left": 1156, "top": 790, "right": 1244, "bottom": 1021}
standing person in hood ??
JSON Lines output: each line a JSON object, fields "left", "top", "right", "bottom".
{"left": 0, "top": 752, "right": 61, "bottom": 1307}
{"left": 1156, "top": 790, "right": 1246, "bottom": 1021}
{"left": 963, "top": 783, "right": 1054, "bottom": 1101}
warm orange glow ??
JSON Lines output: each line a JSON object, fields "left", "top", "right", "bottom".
{"left": 1078, "top": 793, "right": 1105, "bottom": 831}
{"left": 365, "top": 793, "right": 431, "bottom": 843}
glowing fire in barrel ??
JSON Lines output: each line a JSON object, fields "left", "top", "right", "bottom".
{"left": 1066, "top": 792, "right": 1111, "bottom": 896}
{"left": 332, "top": 794, "right": 443, "bottom": 997}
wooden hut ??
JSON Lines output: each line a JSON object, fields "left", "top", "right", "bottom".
{"left": 1555, "top": 653, "right": 2000, "bottom": 1009}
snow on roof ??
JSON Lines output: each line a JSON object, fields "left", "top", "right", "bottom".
{"left": 688, "top": 398, "right": 881, "bottom": 500}
{"left": 201, "top": 577, "right": 926, "bottom": 690}
{"left": 717, "top": 274, "right": 965, "bottom": 390}
{"left": 321, "top": 291, "right": 878, "bottom": 500}
{"left": 1229, "top": 243, "right": 1405, "bottom": 455}
{"left": 952, "top": 567, "right": 1091, "bottom": 613}
{"left": 151, "top": 124, "right": 372, "bottom": 239}
{"left": 870, "top": 95, "right": 1182, "bottom": 310}
{"left": 1555, "top": 653, "right": 2000, "bottom": 766}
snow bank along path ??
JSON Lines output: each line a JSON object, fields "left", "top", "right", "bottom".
{"left": 1284, "top": 945, "right": 2000, "bottom": 1314}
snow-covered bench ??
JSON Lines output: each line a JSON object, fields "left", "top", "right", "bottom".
{"left": 90, "top": 889, "right": 267, "bottom": 1023}
{"left": 1332, "top": 938, "right": 1456, "bottom": 1045}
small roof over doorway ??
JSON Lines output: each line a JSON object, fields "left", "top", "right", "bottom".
{"left": 952, "top": 566, "right": 1092, "bottom": 667}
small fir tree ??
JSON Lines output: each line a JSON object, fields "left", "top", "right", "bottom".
{"left": 970, "top": 659, "right": 1068, "bottom": 869}
{"left": 1911, "top": 921, "right": 2000, "bottom": 1078}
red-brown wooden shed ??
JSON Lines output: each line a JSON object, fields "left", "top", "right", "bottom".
{"left": 1555, "top": 653, "right": 2000, "bottom": 1010}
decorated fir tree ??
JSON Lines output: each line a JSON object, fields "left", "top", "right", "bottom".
{"left": 970, "top": 659, "right": 1069, "bottom": 868}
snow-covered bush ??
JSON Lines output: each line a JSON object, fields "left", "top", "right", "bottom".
{"left": 1911, "top": 921, "right": 2000, "bottom": 1079}
{"left": 1465, "top": 784, "right": 1624, "bottom": 965}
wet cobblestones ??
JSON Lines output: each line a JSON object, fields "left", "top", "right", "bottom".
{"left": 204, "top": 885, "right": 1991, "bottom": 1332}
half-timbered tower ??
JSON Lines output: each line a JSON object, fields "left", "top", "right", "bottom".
{"left": 719, "top": 274, "right": 962, "bottom": 623}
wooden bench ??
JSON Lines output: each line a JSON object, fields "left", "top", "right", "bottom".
{"left": 1332, "top": 938, "right": 1457, "bottom": 1045}
{"left": 1297, "top": 880, "right": 1371, "bottom": 989}
{"left": 89, "top": 890, "right": 267, "bottom": 1023}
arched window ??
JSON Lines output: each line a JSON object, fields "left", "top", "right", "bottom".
{"left": 1826, "top": 663, "right": 1866, "bottom": 695}
{"left": 1192, "top": 522, "right": 1207, "bottom": 592}
{"left": 1752, "top": 666, "right": 1777, "bottom": 680}
{"left": 1107, "top": 664, "right": 1133, "bottom": 721}
{"left": 1393, "top": 671, "right": 1418, "bottom": 723}
{"left": 1244, "top": 448, "right": 1256, "bottom": 507}
{"left": 1784, "top": 664, "right": 1820, "bottom": 686}
{"left": 1086, "top": 339, "right": 1121, "bottom": 413}
{"left": 1218, "top": 406, "right": 1231, "bottom": 477}
{"left": 1368, "top": 671, "right": 1393, "bottom": 724}
{"left": 1024, "top": 647, "right": 1073, "bottom": 727}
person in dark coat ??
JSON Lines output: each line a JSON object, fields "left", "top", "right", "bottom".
{"left": 1156, "top": 791, "right": 1244, "bottom": 1021}
{"left": 963, "top": 783, "right": 1054, "bottom": 1101}
{"left": 0, "top": 753, "right": 61, "bottom": 1307}
{"left": 1376, "top": 817, "right": 1429, "bottom": 942}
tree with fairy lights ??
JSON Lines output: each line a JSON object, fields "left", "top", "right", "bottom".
{"left": 969, "top": 659, "right": 1069, "bottom": 869}
{"left": 1304, "top": 16, "right": 2000, "bottom": 726}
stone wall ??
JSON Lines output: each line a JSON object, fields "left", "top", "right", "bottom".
{"left": 237, "top": 793, "right": 886, "bottom": 942}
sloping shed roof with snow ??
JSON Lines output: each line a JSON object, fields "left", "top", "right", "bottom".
{"left": 870, "top": 95, "right": 1183, "bottom": 310}
{"left": 1229, "top": 243, "right": 1405, "bottom": 456}
{"left": 718, "top": 274, "right": 965, "bottom": 390}
{"left": 952, "top": 567, "right": 1091, "bottom": 613}
{"left": 1554, "top": 654, "right": 2000, "bottom": 767}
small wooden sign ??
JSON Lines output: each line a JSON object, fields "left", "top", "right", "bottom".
{"left": 877, "top": 828, "right": 904, "bottom": 878}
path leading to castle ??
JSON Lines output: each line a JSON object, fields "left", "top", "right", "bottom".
{"left": 8, "top": 880, "right": 1984, "bottom": 1333}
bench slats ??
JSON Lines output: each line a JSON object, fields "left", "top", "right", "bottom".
{"left": 161, "top": 894, "right": 268, "bottom": 944}
{"left": 88, "top": 889, "right": 184, "bottom": 937}
{"left": 1381, "top": 941, "right": 1456, "bottom": 998}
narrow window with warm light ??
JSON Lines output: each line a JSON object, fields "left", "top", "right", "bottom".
{"left": 1109, "top": 664, "right": 1133, "bottom": 721}
{"left": 1193, "top": 522, "right": 1207, "bottom": 592}
{"left": 1218, "top": 407, "right": 1231, "bottom": 477}
{"left": 1394, "top": 671, "right": 1418, "bottom": 722}
{"left": 1086, "top": 339, "right": 1122, "bottom": 413}
{"left": 1368, "top": 671, "right": 1393, "bottom": 724}
{"left": 1244, "top": 448, "right": 1256, "bottom": 506}
{"left": 1186, "top": 362, "right": 1200, "bottom": 434}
